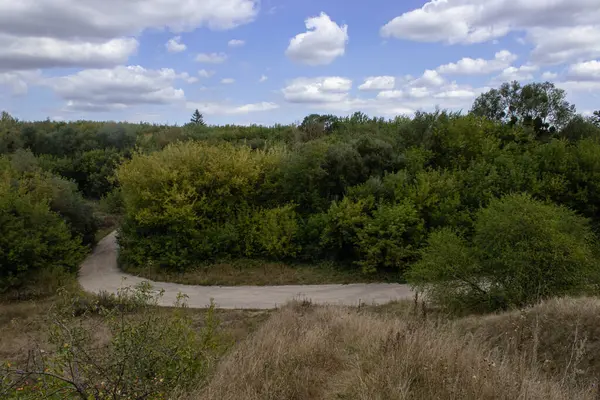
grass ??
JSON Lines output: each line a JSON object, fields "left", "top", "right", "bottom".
{"left": 122, "top": 259, "right": 404, "bottom": 286}
{"left": 185, "top": 297, "right": 600, "bottom": 400}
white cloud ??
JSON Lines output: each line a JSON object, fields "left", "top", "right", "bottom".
{"left": 198, "top": 69, "right": 215, "bottom": 78}
{"left": 528, "top": 26, "right": 600, "bottom": 65}
{"left": 259, "top": 75, "right": 268, "bottom": 83}
{"left": 221, "top": 78, "right": 235, "bottom": 84}
{"left": 166, "top": 36, "right": 186, "bottom": 53}
{"left": 541, "top": 71, "right": 559, "bottom": 80}
{"left": 286, "top": 12, "right": 348, "bottom": 66}
{"left": 411, "top": 70, "right": 445, "bottom": 87}
{"left": 196, "top": 53, "right": 228, "bottom": 63}
{"left": 492, "top": 64, "right": 539, "bottom": 83}
{"left": 567, "top": 60, "right": 600, "bottom": 81}
{"left": 47, "top": 65, "right": 186, "bottom": 111}
{"left": 380, "top": 0, "right": 600, "bottom": 45}
{"left": 376, "top": 90, "right": 403, "bottom": 100}
{"left": 228, "top": 39, "right": 245, "bottom": 47}
{"left": 0, "top": 0, "right": 259, "bottom": 39}
{"left": 380, "top": 0, "right": 600, "bottom": 67}
{"left": 282, "top": 77, "right": 352, "bottom": 103}
{"left": 186, "top": 101, "right": 279, "bottom": 115}
{"left": 358, "top": 76, "right": 396, "bottom": 91}
{"left": 0, "top": 35, "right": 137, "bottom": 70}
{"left": 281, "top": 73, "right": 480, "bottom": 118}
{"left": 0, "top": 70, "right": 41, "bottom": 95}
{"left": 186, "top": 77, "right": 199, "bottom": 83}
{"left": 0, "top": 0, "right": 258, "bottom": 71}
{"left": 437, "top": 50, "right": 517, "bottom": 75}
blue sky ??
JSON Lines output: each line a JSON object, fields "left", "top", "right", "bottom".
{"left": 0, "top": 0, "right": 599, "bottom": 125}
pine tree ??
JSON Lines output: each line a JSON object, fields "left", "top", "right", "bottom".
{"left": 190, "top": 109, "right": 205, "bottom": 126}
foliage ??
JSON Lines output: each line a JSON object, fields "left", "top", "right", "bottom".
{"left": 0, "top": 163, "right": 85, "bottom": 293}
{"left": 190, "top": 109, "right": 206, "bottom": 126}
{"left": 1, "top": 284, "right": 226, "bottom": 399}
{"left": 409, "top": 194, "right": 600, "bottom": 313}
{"left": 471, "top": 81, "right": 576, "bottom": 137}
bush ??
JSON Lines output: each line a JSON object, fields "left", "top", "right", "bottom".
{"left": 1, "top": 285, "right": 226, "bottom": 399}
{"left": 355, "top": 201, "right": 425, "bottom": 274}
{"left": 117, "top": 141, "right": 284, "bottom": 269}
{"left": 0, "top": 179, "right": 85, "bottom": 293}
{"left": 408, "top": 194, "right": 600, "bottom": 313}
{"left": 255, "top": 204, "right": 301, "bottom": 259}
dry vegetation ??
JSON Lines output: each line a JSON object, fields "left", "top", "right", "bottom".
{"left": 123, "top": 259, "right": 402, "bottom": 286}
{"left": 188, "top": 298, "right": 600, "bottom": 400}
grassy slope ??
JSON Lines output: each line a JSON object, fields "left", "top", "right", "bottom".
{"left": 188, "top": 298, "right": 600, "bottom": 400}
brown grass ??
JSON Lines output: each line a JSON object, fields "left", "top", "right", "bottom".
{"left": 123, "top": 259, "right": 402, "bottom": 286}
{"left": 188, "top": 299, "right": 599, "bottom": 400}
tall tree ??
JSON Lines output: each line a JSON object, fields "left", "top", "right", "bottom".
{"left": 470, "top": 81, "right": 576, "bottom": 136}
{"left": 591, "top": 110, "right": 600, "bottom": 128}
{"left": 190, "top": 109, "right": 206, "bottom": 126}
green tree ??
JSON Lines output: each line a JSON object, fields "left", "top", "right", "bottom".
{"left": 471, "top": 81, "right": 576, "bottom": 137}
{"left": 190, "top": 109, "right": 206, "bottom": 126}
{"left": 408, "top": 194, "right": 599, "bottom": 313}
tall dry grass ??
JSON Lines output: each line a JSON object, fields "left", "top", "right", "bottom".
{"left": 187, "top": 299, "right": 599, "bottom": 400}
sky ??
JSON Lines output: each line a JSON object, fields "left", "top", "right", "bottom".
{"left": 0, "top": 0, "right": 599, "bottom": 125}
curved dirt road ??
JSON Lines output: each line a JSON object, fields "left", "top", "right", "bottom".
{"left": 79, "top": 232, "right": 415, "bottom": 309}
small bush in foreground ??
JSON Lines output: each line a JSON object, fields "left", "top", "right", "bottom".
{"left": 408, "top": 194, "right": 600, "bottom": 313}
{"left": 1, "top": 284, "right": 226, "bottom": 399}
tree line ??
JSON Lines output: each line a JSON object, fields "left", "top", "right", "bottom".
{"left": 2, "top": 81, "right": 600, "bottom": 310}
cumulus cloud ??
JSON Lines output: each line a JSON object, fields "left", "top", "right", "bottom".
{"left": 166, "top": 36, "right": 186, "bottom": 53}
{"left": 529, "top": 26, "right": 600, "bottom": 65}
{"left": 47, "top": 65, "right": 187, "bottom": 111}
{"left": 380, "top": 0, "right": 600, "bottom": 44}
{"left": 492, "top": 64, "right": 539, "bottom": 83}
{"left": 380, "top": 0, "right": 600, "bottom": 66}
{"left": 410, "top": 70, "right": 445, "bottom": 87}
{"left": 198, "top": 69, "right": 215, "bottom": 78}
{"left": 0, "top": 0, "right": 258, "bottom": 71}
{"left": 281, "top": 74, "right": 480, "bottom": 117}
{"left": 0, "top": 35, "right": 137, "bottom": 70}
{"left": 358, "top": 76, "right": 396, "bottom": 91}
{"left": 196, "top": 53, "right": 228, "bottom": 63}
{"left": 286, "top": 12, "right": 348, "bottom": 66}
{"left": 541, "top": 71, "right": 559, "bottom": 80}
{"left": 437, "top": 50, "right": 517, "bottom": 75}
{"left": 186, "top": 101, "right": 279, "bottom": 115}
{"left": 221, "top": 78, "right": 235, "bottom": 84}
{"left": 282, "top": 77, "right": 352, "bottom": 103}
{"left": 259, "top": 75, "right": 268, "bottom": 83}
{"left": 567, "top": 60, "right": 600, "bottom": 81}
{"left": 228, "top": 39, "right": 245, "bottom": 47}
{"left": 0, "top": 70, "right": 41, "bottom": 95}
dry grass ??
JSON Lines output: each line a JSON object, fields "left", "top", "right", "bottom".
{"left": 123, "top": 259, "right": 402, "bottom": 286}
{"left": 188, "top": 299, "right": 599, "bottom": 400}
{"left": 0, "top": 295, "right": 270, "bottom": 369}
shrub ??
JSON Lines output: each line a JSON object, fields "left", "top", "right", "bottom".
{"left": 355, "top": 201, "right": 425, "bottom": 274}
{"left": 117, "top": 141, "right": 284, "bottom": 269}
{"left": 0, "top": 180, "right": 85, "bottom": 293}
{"left": 320, "top": 197, "right": 372, "bottom": 262}
{"left": 408, "top": 194, "right": 600, "bottom": 313}
{"left": 255, "top": 204, "right": 301, "bottom": 259}
{"left": 1, "top": 285, "right": 226, "bottom": 399}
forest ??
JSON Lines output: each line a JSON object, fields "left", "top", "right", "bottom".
{"left": 2, "top": 80, "right": 600, "bottom": 311}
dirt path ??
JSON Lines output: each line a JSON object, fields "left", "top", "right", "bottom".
{"left": 78, "top": 232, "right": 415, "bottom": 309}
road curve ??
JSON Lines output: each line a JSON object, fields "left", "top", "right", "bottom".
{"left": 79, "top": 231, "right": 415, "bottom": 309}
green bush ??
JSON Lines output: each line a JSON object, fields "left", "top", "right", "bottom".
{"left": 255, "top": 204, "right": 301, "bottom": 259}
{"left": 356, "top": 201, "right": 425, "bottom": 274}
{"left": 0, "top": 172, "right": 85, "bottom": 293}
{"left": 1, "top": 285, "right": 226, "bottom": 399}
{"left": 117, "top": 141, "right": 285, "bottom": 269}
{"left": 408, "top": 194, "right": 600, "bottom": 313}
